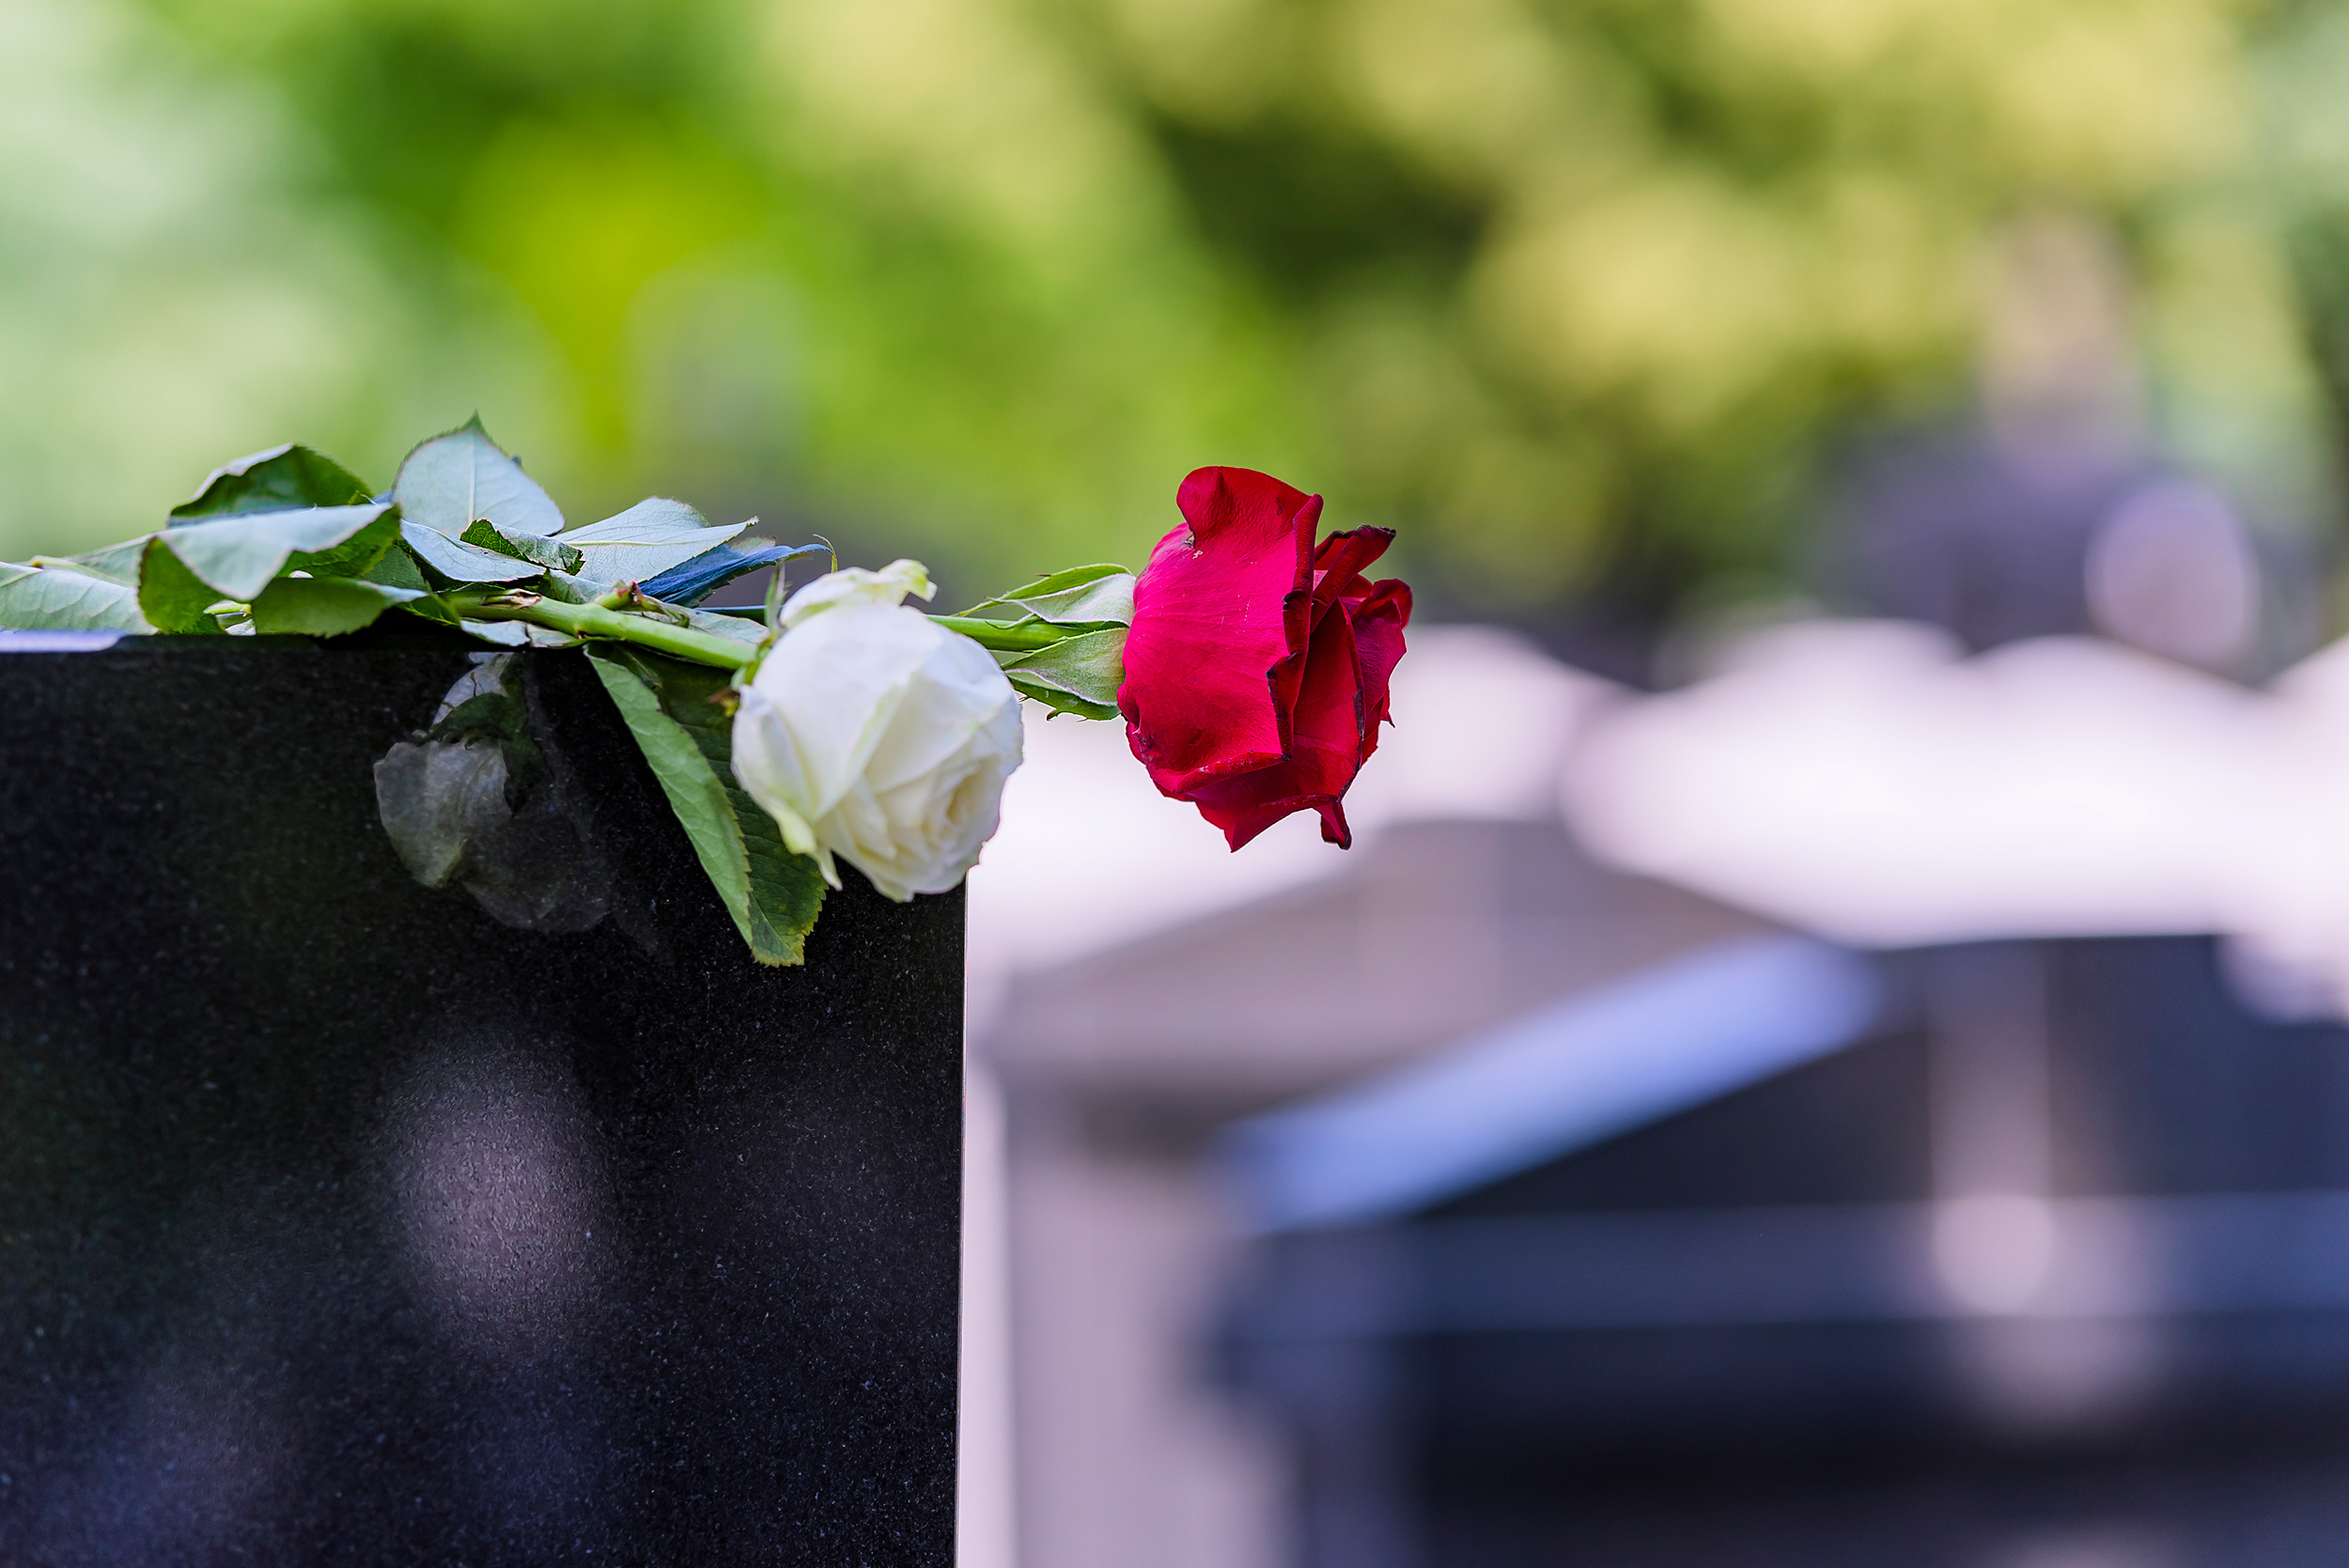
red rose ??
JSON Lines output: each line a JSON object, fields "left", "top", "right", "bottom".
{"left": 1117, "top": 466, "right": 1411, "bottom": 850}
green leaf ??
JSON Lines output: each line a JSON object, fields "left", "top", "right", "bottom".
{"left": 534, "top": 568, "right": 596, "bottom": 604}
{"left": 562, "top": 500, "right": 748, "bottom": 587}
{"left": 957, "top": 563, "right": 1134, "bottom": 628}
{"left": 994, "top": 626, "right": 1128, "bottom": 719}
{"left": 248, "top": 576, "right": 427, "bottom": 636}
{"left": 362, "top": 544, "right": 430, "bottom": 592}
{"left": 589, "top": 656, "right": 754, "bottom": 932}
{"left": 54, "top": 537, "right": 156, "bottom": 585}
{"left": 292, "top": 505, "right": 403, "bottom": 581}
{"left": 461, "top": 517, "right": 583, "bottom": 574}
{"left": 587, "top": 645, "right": 826, "bottom": 966}
{"left": 400, "top": 520, "right": 543, "bottom": 583}
{"left": 170, "top": 443, "right": 374, "bottom": 521}
{"left": 0, "top": 558, "right": 155, "bottom": 632}
{"left": 393, "top": 416, "right": 564, "bottom": 538}
{"left": 136, "top": 538, "right": 231, "bottom": 633}
{"left": 153, "top": 503, "right": 396, "bottom": 600}
{"left": 641, "top": 537, "right": 831, "bottom": 605}
{"left": 684, "top": 606, "right": 769, "bottom": 647}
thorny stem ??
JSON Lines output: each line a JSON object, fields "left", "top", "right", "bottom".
{"left": 444, "top": 587, "right": 758, "bottom": 670}
{"left": 591, "top": 581, "right": 694, "bottom": 625}
{"left": 439, "top": 592, "right": 1085, "bottom": 671}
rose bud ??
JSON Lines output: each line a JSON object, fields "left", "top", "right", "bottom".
{"left": 732, "top": 559, "right": 1025, "bottom": 900}
{"left": 1117, "top": 466, "right": 1411, "bottom": 850}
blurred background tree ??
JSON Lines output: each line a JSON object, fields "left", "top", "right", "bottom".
{"left": 3, "top": 0, "right": 2337, "bottom": 657}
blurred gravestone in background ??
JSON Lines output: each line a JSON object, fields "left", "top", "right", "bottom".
{"left": 1221, "top": 935, "right": 2349, "bottom": 1568}
{"left": 1834, "top": 212, "right": 2316, "bottom": 678}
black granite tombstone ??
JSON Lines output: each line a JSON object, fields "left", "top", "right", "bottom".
{"left": 0, "top": 634, "right": 962, "bottom": 1564}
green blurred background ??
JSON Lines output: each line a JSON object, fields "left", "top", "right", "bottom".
{"left": 10, "top": 0, "right": 2349, "bottom": 644}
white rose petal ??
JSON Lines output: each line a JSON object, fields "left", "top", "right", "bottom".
{"left": 778, "top": 558, "right": 935, "bottom": 628}
{"left": 732, "top": 567, "right": 1023, "bottom": 902}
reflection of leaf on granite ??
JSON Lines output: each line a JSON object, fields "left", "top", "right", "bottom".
{"left": 374, "top": 737, "right": 507, "bottom": 889}
{"left": 373, "top": 656, "right": 612, "bottom": 934}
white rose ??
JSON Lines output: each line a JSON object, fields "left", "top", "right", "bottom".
{"left": 730, "top": 560, "right": 1024, "bottom": 901}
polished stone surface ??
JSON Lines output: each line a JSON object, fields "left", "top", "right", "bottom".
{"left": 0, "top": 632, "right": 962, "bottom": 1565}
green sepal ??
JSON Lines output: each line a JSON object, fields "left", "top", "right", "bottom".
{"left": 992, "top": 625, "right": 1128, "bottom": 718}
{"left": 248, "top": 576, "right": 428, "bottom": 637}
{"left": 462, "top": 517, "right": 583, "bottom": 574}
{"left": 1008, "top": 677, "right": 1119, "bottom": 721}
{"left": 957, "top": 563, "right": 1134, "bottom": 629}
{"left": 586, "top": 645, "right": 827, "bottom": 966}
{"left": 170, "top": 443, "right": 374, "bottom": 521}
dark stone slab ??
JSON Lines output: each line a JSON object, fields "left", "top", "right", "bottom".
{"left": 0, "top": 635, "right": 962, "bottom": 1565}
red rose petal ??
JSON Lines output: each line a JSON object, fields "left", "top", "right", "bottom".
{"left": 1121, "top": 466, "right": 1411, "bottom": 851}
{"left": 1309, "top": 526, "right": 1392, "bottom": 608}
{"left": 1183, "top": 597, "right": 1366, "bottom": 849}
{"left": 1349, "top": 578, "right": 1411, "bottom": 760}
{"left": 1117, "top": 467, "right": 1316, "bottom": 798}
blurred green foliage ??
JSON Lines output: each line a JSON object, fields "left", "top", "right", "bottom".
{"left": 0, "top": 0, "right": 2337, "bottom": 617}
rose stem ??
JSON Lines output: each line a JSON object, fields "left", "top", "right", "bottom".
{"left": 445, "top": 589, "right": 756, "bottom": 669}
{"left": 443, "top": 592, "right": 1081, "bottom": 667}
